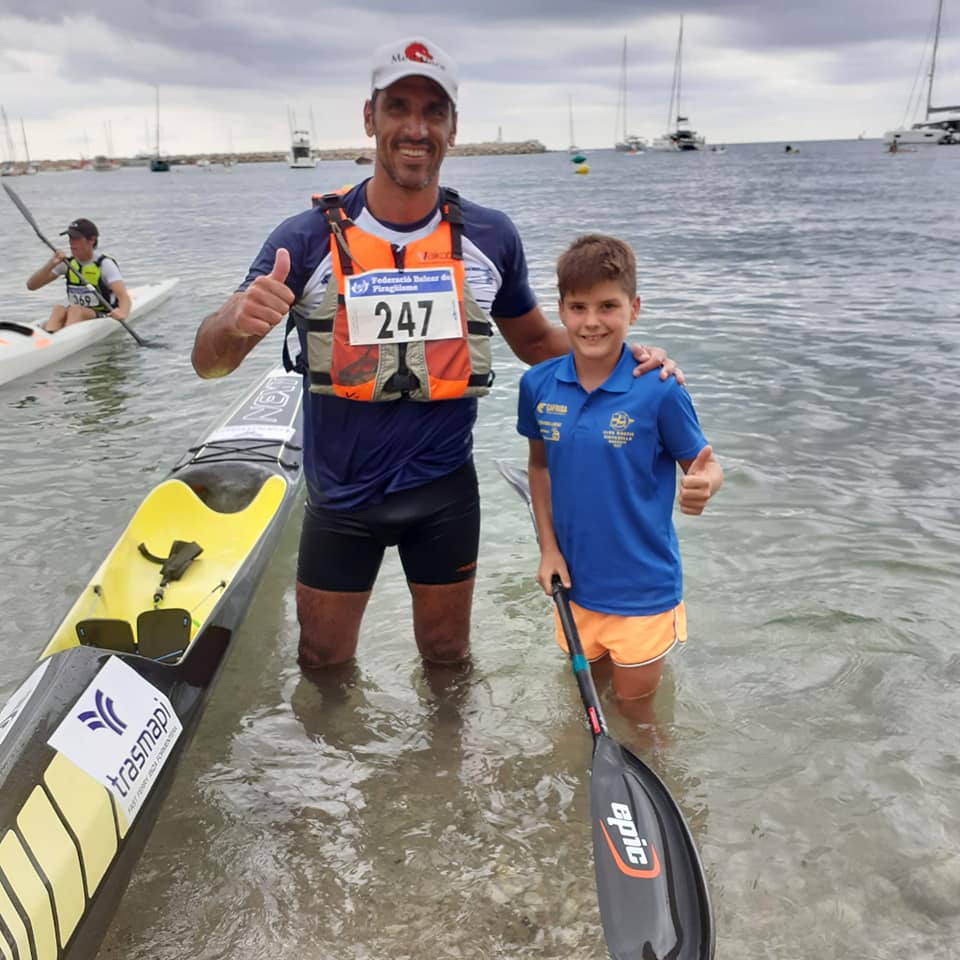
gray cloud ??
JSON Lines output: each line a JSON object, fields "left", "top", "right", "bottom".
{"left": 2, "top": 0, "right": 949, "bottom": 82}
{"left": 1, "top": 0, "right": 955, "bottom": 154}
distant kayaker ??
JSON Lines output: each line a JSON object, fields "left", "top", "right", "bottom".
{"left": 191, "top": 36, "right": 684, "bottom": 672}
{"left": 518, "top": 235, "right": 723, "bottom": 702}
{"left": 26, "top": 217, "right": 131, "bottom": 333}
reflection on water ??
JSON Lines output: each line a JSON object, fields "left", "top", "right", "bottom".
{"left": 2, "top": 145, "right": 960, "bottom": 958}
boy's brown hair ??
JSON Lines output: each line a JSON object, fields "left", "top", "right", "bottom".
{"left": 556, "top": 234, "right": 637, "bottom": 300}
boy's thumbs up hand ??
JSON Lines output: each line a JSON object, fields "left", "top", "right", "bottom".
{"left": 679, "top": 445, "right": 716, "bottom": 516}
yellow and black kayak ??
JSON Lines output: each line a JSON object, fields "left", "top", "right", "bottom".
{"left": 0, "top": 366, "right": 303, "bottom": 960}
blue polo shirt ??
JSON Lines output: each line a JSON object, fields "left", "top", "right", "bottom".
{"left": 516, "top": 344, "right": 707, "bottom": 616}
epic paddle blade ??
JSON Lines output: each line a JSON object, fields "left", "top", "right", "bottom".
{"left": 591, "top": 735, "right": 715, "bottom": 960}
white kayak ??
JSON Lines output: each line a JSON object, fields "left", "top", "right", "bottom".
{"left": 0, "top": 277, "right": 180, "bottom": 388}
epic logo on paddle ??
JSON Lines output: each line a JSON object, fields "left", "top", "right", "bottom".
{"left": 599, "top": 802, "right": 662, "bottom": 878}
{"left": 49, "top": 656, "right": 182, "bottom": 825}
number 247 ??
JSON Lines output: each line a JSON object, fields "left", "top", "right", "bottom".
{"left": 376, "top": 300, "right": 432, "bottom": 339}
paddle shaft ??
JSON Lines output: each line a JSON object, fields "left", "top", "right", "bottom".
{"left": 2, "top": 182, "right": 151, "bottom": 347}
{"left": 551, "top": 576, "right": 610, "bottom": 738}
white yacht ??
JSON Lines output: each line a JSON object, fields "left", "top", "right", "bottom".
{"left": 648, "top": 17, "right": 706, "bottom": 152}
{"left": 289, "top": 129, "right": 316, "bottom": 169}
{"left": 884, "top": 0, "right": 960, "bottom": 147}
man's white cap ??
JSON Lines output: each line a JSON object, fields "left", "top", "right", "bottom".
{"left": 370, "top": 36, "right": 459, "bottom": 107}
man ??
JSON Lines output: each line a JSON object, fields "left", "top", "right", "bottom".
{"left": 26, "top": 218, "right": 131, "bottom": 332}
{"left": 192, "top": 36, "right": 681, "bottom": 670}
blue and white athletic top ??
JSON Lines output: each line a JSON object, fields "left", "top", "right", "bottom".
{"left": 240, "top": 180, "right": 537, "bottom": 510}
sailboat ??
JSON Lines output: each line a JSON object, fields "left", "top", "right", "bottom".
{"left": 884, "top": 0, "right": 959, "bottom": 146}
{"left": 18, "top": 118, "right": 37, "bottom": 174}
{"left": 0, "top": 107, "right": 30, "bottom": 176}
{"left": 151, "top": 87, "right": 170, "bottom": 172}
{"left": 614, "top": 37, "right": 647, "bottom": 152}
{"left": 0, "top": 107, "right": 15, "bottom": 176}
{"left": 649, "top": 16, "right": 706, "bottom": 152}
{"left": 92, "top": 121, "right": 117, "bottom": 172}
{"left": 567, "top": 94, "right": 581, "bottom": 153}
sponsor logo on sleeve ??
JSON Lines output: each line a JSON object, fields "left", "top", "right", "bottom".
{"left": 48, "top": 657, "right": 182, "bottom": 825}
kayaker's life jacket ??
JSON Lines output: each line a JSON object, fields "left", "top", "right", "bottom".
{"left": 64, "top": 254, "right": 118, "bottom": 314}
{"left": 285, "top": 188, "right": 494, "bottom": 402}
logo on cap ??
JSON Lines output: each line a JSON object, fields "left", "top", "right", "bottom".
{"left": 405, "top": 41, "right": 434, "bottom": 64}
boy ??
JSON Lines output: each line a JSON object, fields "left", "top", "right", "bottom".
{"left": 516, "top": 234, "right": 723, "bottom": 701}
{"left": 26, "top": 217, "right": 130, "bottom": 333}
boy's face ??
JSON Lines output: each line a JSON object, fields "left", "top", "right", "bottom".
{"left": 558, "top": 281, "right": 640, "bottom": 363}
{"left": 68, "top": 234, "right": 96, "bottom": 261}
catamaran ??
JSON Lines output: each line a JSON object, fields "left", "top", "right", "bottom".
{"left": 884, "top": 0, "right": 959, "bottom": 146}
{"left": 649, "top": 17, "right": 706, "bottom": 152}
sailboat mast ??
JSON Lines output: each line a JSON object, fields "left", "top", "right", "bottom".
{"left": 622, "top": 36, "right": 628, "bottom": 140}
{"left": 1, "top": 107, "right": 16, "bottom": 164}
{"left": 676, "top": 16, "right": 685, "bottom": 127}
{"left": 569, "top": 93, "right": 575, "bottom": 147}
{"left": 20, "top": 118, "right": 30, "bottom": 165}
{"left": 666, "top": 19, "right": 682, "bottom": 132}
{"left": 926, "top": 0, "right": 944, "bottom": 118}
{"left": 155, "top": 87, "right": 160, "bottom": 156}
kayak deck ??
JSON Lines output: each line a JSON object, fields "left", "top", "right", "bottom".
{"left": 0, "top": 278, "right": 180, "bottom": 388}
{"left": 43, "top": 469, "right": 288, "bottom": 662}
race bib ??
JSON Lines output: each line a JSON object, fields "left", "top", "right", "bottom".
{"left": 344, "top": 268, "right": 462, "bottom": 346}
{"left": 66, "top": 286, "right": 99, "bottom": 308}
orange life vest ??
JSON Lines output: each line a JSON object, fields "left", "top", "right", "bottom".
{"left": 302, "top": 189, "right": 494, "bottom": 402}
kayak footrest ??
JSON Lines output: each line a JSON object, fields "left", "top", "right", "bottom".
{"left": 76, "top": 608, "right": 191, "bottom": 662}
{"left": 137, "top": 609, "right": 191, "bottom": 662}
{"left": 76, "top": 619, "right": 136, "bottom": 653}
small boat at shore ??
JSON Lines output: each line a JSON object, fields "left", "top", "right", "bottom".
{"left": 0, "top": 278, "right": 179, "bottom": 388}
{"left": 289, "top": 129, "right": 316, "bottom": 169}
{"left": 0, "top": 366, "right": 303, "bottom": 960}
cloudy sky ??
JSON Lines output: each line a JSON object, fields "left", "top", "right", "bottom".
{"left": 0, "top": 0, "right": 957, "bottom": 160}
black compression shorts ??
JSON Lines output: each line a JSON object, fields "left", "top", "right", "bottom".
{"left": 297, "top": 460, "right": 480, "bottom": 592}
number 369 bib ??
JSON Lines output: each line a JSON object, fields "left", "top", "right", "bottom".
{"left": 344, "top": 268, "right": 462, "bottom": 346}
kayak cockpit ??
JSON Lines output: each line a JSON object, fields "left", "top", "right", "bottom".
{"left": 41, "top": 472, "right": 288, "bottom": 661}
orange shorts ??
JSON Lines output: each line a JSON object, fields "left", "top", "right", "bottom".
{"left": 553, "top": 600, "right": 687, "bottom": 667}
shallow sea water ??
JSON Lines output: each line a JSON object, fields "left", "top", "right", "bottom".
{"left": 1, "top": 140, "right": 959, "bottom": 958}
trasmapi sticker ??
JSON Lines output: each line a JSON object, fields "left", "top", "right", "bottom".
{"left": 48, "top": 656, "right": 182, "bottom": 824}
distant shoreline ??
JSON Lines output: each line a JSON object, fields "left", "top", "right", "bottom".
{"left": 20, "top": 140, "right": 547, "bottom": 171}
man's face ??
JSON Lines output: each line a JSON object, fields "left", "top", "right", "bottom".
{"left": 364, "top": 76, "right": 457, "bottom": 192}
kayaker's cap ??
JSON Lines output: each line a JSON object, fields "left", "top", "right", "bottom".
{"left": 60, "top": 218, "right": 98, "bottom": 240}
{"left": 370, "top": 37, "right": 458, "bottom": 107}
